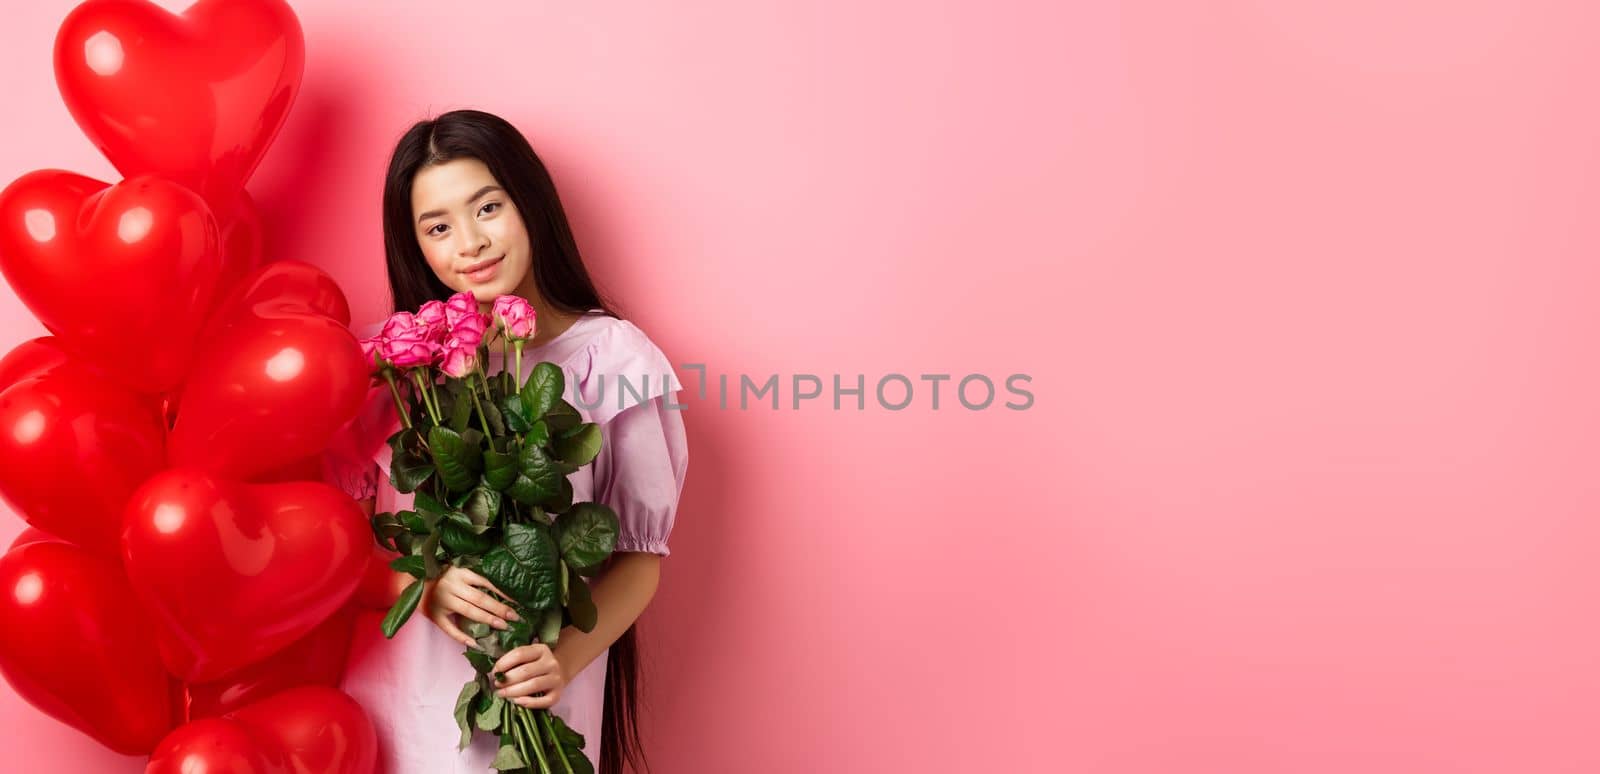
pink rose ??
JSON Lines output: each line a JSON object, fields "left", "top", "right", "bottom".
{"left": 493, "top": 295, "right": 537, "bottom": 340}
{"left": 444, "top": 291, "right": 480, "bottom": 328}
{"left": 450, "top": 311, "right": 489, "bottom": 352}
{"left": 439, "top": 337, "right": 478, "bottom": 379}
{"left": 379, "top": 313, "right": 440, "bottom": 369}
{"left": 380, "top": 311, "right": 417, "bottom": 339}
{"left": 358, "top": 336, "right": 382, "bottom": 372}
{"left": 416, "top": 300, "right": 449, "bottom": 341}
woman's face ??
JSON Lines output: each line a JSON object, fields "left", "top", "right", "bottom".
{"left": 411, "top": 157, "right": 533, "bottom": 303}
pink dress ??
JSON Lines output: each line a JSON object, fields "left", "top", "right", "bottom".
{"left": 322, "top": 310, "right": 688, "bottom": 774}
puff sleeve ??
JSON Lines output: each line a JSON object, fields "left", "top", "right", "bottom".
{"left": 577, "top": 320, "right": 689, "bottom": 557}
{"left": 593, "top": 394, "right": 689, "bottom": 556}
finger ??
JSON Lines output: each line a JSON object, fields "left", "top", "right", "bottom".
{"left": 455, "top": 569, "right": 511, "bottom": 601}
{"left": 493, "top": 644, "right": 550, "bottom": 674}
{"left": 429, "top": 611, "right": 474, "bottom": 648}
{"left": 493, "top": 660, "right": 552, "bottom": 687}
{"left": 444, "top": 597, "right": 507, "bottom": 629}
{"left": 462, "top": 587, "right": 520, "bottom": 623}
{"left": 497, "top": 672, "right": 562, "bottom": 699}
{"left": 512, "top": 686, "right": 560, "bottom": 709}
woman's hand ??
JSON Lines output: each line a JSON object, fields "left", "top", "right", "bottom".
{"left": 423, "top": 566, "right": 521, "bottom": 647}
{"left": 492, "top": 643, "right": 566, "bottom": 709}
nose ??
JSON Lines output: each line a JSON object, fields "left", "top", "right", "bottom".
{"left": 455, "top": 223, "right": 490, "bottom": 258}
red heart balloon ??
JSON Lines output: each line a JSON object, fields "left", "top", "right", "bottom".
{"left": 210, "top": 259, "right": 353, "bottom": 331}
{"left": 249, "top": 454, "right": 329, "bottom": 485}
{"left": 0, "top": 337, "right": 77, "bottom": 391}
{"left": 229, "top": 686, "right": 377, "bottom": 774}
{"left": 168, "top": 260, "right": 355, "bottom": 440}
{"left": 7, "top": 527, "right": 64, "bottom": 551}
{"left": 0, "top": 541, "right": 175, "bottom": 755}
{"left": 0, "top": 359, "right": 167, "bottom": 558}
{"left": 54, "top": 0, "right": 305, "bottom": 208}
{"left": 145, "top": 718, "right": 286, "bottom": 774}
{"left": 148, "top": 686, "right": 376, "bottom": 774}
{"left": 187, "top": 603, "right": 358, "bottom": 720}
{"left": 0, "top": 170, "right": 225, "bottom": 394}
{"left": 0, "top": 337, "right": 163, "bottom": 426}
{"left": 122, "top": 469, "right": 368, "bottom": 683}
{"left": 168, "top": 308, "right": 367, "bottom": 480}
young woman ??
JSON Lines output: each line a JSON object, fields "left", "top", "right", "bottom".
{"left": 324, "top": 109, "right": 688, "bottom": 774}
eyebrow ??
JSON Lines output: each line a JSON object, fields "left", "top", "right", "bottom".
{"left": 416, "top": 185, "right": 503, "bottom": 224}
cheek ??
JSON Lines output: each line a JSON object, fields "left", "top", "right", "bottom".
{"left": 419, "top": 241, "right": 466, "bottom": 288}
{"left": 487, "top": 218, "right": 526, "bottom": 251}
{"left": 492, "top": 210, "right": 531, "bottom": 251}
{"left": 419, "top": 240, "right": 451, "bottom": 269}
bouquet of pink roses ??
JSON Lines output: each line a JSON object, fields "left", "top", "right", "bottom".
{"left": 362, "top": 291, "right": 615, "bottom": 774}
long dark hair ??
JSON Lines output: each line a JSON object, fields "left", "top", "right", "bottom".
{"left": 381, "top": 109, "right": 649, "bottom": 774}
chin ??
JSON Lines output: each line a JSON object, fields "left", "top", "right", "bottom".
{"left": 468, "top": 277, "right": 516, "bottom": 302}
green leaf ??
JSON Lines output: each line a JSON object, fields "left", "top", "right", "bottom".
{"left": 463, "top": 620, "right": 493, "bottom": 640}
{"left": 454, "top": 679, "right": 481, "bottom": 750}
{"left": 389, "top": 554, "right": 425, "bottom": 579}
{"left": 567, "top": 563, "right": 597, "bottom": 632}
{"left": 413, "top": 490, "right": 448, "bottom": 518}
{"left": 387, "top": 427, "right": 419, "bottom": 461}
{"left": 475, "top": 692, "right": 505, "bottom": 732}
{"left": 372, "top": 512, "right": 406, "bottom": 551}
{"left": 544, "top": 478, "right": 574, "bottom": 513}
{"left": 552, "top": 422, "right": 602, "bottom": 468}
{"left": 522, "top": 362, "right": 564, "bottom": 418}
{"left": 549, "top": 709, "right": 587, "bottom": 750}
{"left": 499, "top": 616, "right": 532, "bottom": 652}
{"left": 538, "top": 606, "right": 563, "bottom": 647}
{"left": 398, "top": 510, "right": 429, "bottom": 534}
{"left": 479, "top": 522, "right": 562, "bottom": 609}
{"left": 464, "top": 487, "right": 503, "bottom": 527}
{"left": 497, "top": 393, "right": 532, "bottom": 433}
{"left": 464, "top": 647, "right": 495, "bottom": 674}
{"left": 428, "top": 425, "right": 484, "bottom": 493}
{"left": 526, "top": 419, "right": 550, "bottom": 448}
{"left": 390, "top": 453, "right": 434, "bottom": 494}
{"left": 382, "top": 579, "right": 425, "bottom": 638}
{"left": 542, "top": 400, "right": 581, "bottom": 434}
{"left": 441, "top": 517, "right": 495, "bottom": 556}
{"left": 544, "top": 712, "right": 594, "bottom": 774}
{"left": 514, "top": 522, "right": 563, "bottom": 610}
{"left": 491, "top": 738, "right": 527, "bottom": 771}
{"left": 481, "top": 398, "right": 505, "bottom": 437}
{"left": 479, "top": 548, "right": 533, "bottom": 604}
{"left": 449, "top": 389, "right": 473, "bottom": 432}
{"left": 484, "top": 448, "right": 518, "bottom": 490}
{"left": 508, "top": 443, "right": 563, "bottom": 506}
{"left": 419, "top": 531, "right": 442, "bottom": 579}
{"left": 556, "top": 502, "right": 619, "bottom": 574}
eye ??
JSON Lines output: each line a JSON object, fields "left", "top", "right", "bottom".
{"left": 426, "top": 223, "right": 448, "bottom": 236}
{"left": 480, "top": 201, "right": 501, "bottom": 216}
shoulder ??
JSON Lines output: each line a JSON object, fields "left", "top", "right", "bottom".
{"left": 583, "top": 315, "right": 666, "bottom": 359}
{"left": 564, "top": 314, "right": 685, "bottom": 425}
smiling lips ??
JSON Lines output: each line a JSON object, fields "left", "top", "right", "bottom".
{"left": 461, "top": 255, "right": 503, "bottom": 283}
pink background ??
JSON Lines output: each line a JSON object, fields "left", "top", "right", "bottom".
{"left": 3, "top": 0, "right": 1599, "bottom": 771}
